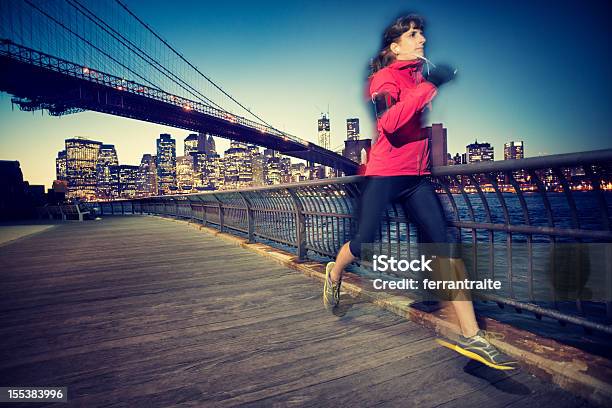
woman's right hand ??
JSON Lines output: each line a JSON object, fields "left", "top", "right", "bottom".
{"left": 424, "top": 64, "right": 457, "bottom": 88}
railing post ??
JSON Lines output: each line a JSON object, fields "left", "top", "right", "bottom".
{"left": 238, "top": 192, "right": 254, "bottom": 243}
{"left": 287, "top": 188, "right": 306, "bottom": 261}
{"left": 60, "top": 205, "right": 66, "bottom": 221}
{"left": 120, "top": 201, "right": 125, "bottom": 215}
{"left": 219, "top": 202, "right": 224, "bottom": 232}
{"left": 188, "top": 198, "right": 195, "bottom": 222}
{"left": 196, "top": 196, "right": 207, "bottom": 226}
{"left": 212, "top": 194, "right": 224, "bottom": 232}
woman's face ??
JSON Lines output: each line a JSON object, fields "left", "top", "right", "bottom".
{"left": 391, "top": 25, "right": 426, "bottom": 61}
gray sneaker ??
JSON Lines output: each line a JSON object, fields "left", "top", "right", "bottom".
{"left": 436, "top": 330, "right": 518, "bottom": 370}
{"left": 323, "top": 262, "right": 341, "bottom": 310}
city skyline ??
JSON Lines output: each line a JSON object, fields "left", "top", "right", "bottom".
{"left": 3, "top": 105, "right": 600, "bottom": 189}
{"left": 1, "top": 0, "right": 611, "bottom": 186}
{"left": 52, "top": 132, "right": 324, "bottom": 199}
{"left": 49, "top": 125, "right": 532, "bottom": 198}
{"left": 45, "top": 130, "right": 611, "bottom": 201}
{"left": 11, "top": 117, "right": 590, "bottom": 192}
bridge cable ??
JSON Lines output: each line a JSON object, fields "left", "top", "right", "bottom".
{"left": 65, "top": 0, "right": 225, "bottom": 111}
{"left": 22, "top": 0, "right": 163, "bottom": 91}
{"left": 114, "top": 0, "right": 287, "bottom": 135}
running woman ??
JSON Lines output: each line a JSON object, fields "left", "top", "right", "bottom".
{"left": 323, "top": 14, "right": 518, "bottom": 371}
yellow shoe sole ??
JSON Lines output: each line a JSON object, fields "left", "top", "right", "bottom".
{"left": 436, "top": 338, "right": 517, "bottom": 371}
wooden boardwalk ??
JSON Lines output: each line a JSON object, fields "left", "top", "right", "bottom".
{"left": 0, "top": 216, "right": 595, "bottom": 407}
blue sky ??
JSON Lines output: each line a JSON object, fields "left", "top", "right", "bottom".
{"left": 1, "top": 0, "right": 611, "bottom": 186}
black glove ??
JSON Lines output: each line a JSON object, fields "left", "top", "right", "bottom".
{"left": 424, "top": 64, "right": 456, "bottom": 88}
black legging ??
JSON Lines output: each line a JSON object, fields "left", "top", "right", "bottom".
{"left": 348, "top": 176, "right": 449, "bottom": 258}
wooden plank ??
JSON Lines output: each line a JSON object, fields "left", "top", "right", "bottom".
{"left": 431, "top": 361, "right": 591, "bottom": 408}
{"left": 3, "top": 308, "right": 410, "bottom": 390}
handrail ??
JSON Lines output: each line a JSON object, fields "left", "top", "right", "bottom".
{"left": 36, "top": 204, "right": 90, "bottom": 221}
{"left": 96, "top": 148, "right": 612, "bottom": 201}
{"left": 89, "top": 148, "right": 612, "bottom": 335}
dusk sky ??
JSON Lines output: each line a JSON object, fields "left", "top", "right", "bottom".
{"left": 1, "top": 0, "right": 611, "bottom": 186}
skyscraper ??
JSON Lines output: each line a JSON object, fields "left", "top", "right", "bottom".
{"left": 266, "top": 156, "right": 281, "bottom": 185}
{"left": 251, "top": 152, "right": 265, "bottom": 186}
{"left": 118, "top": 165, "right": 139, "bottom": 199}
{"left": 224, "top": 142, "right": 252, "bottom": 189}
{"left": 184, "top": 134, "right": 199, "bottom": 156}
{"left": 96, "top": 144, "right": 119, "bottom": 199}
{"left": 346, "top": 118, "right": 360, "bottom": 141}
{"left": 246, "top": 144, "right": 265, "bottom": 186}
{"left": 137, "top": 154, "right": 157, "bottom": 197}
{"left": 451, "top": 153, "right": 462, "bottom": 165}
{"left": 56, "top": 150, "right": 67, "bottom": 181}
{"left": 207, "top": 153, "right": 224, "bottom": 190}
{"left": 310, "top": 165, "right": 326, "bottom": 180}
{"left": 176, "top": 155, "right": 195, "bottom": 193}
{"left": 504, "top": 141, "right": 526, "bottom": 183}
{"left": 192, "top": 152, "right": 208, "bottom": 190}
{"left": 205, "top": 134, "right": 216, "bottom": 155}
{"left": 263, "top": 149, "right": 276, "bottom": 159}
{"left": 198, "top": 132, "right": 208, "bottom": 152}
{"left": 318, "top": 113, "right": 331, "bottom": 149}
{"left": 65, "top": 137, "right": 102, "bottom": 200}
{"left": 466, "top": 140, "right": 494, "bottom": 163}
{"left": 280, "top": 156, "right": 292, "bottom": 183}
{"left": 156, "top": 133, "right": 176, "bottom": 195}
{"left": 504, "top": 141, "right": 524, "bottom": 160}
{"left": 290, "top": 163, "right": 308, "bottom": 182}
{"left": 423, "top": 123, "right": 448, "bottom": 167}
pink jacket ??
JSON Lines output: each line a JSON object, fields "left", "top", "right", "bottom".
{"left": 364, "top": 59, "right": 437, "bottom": 176}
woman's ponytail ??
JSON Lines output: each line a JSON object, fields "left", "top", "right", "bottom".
{"left": 370, "top": 49, "right": 396, "bottom": 76}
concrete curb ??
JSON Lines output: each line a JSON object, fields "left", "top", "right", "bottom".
{"left": 167, "top": 217, "right": 611, "bottom": 406}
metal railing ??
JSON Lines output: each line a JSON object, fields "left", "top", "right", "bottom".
{"left": 90, "top": 149, "right": 612, "bottom": 335}
{"left": 37, "top": 204, "right": 91, "bottom": 221}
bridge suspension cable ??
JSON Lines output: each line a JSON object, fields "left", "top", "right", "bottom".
{"left": 22, "top": 0, "right": 162, "bottom": 92}
{"left": 114, "top": 0, "right": 287, "bottom": 136}
{"left": 65, "top": 0, "right": 223, "bottom": 111}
